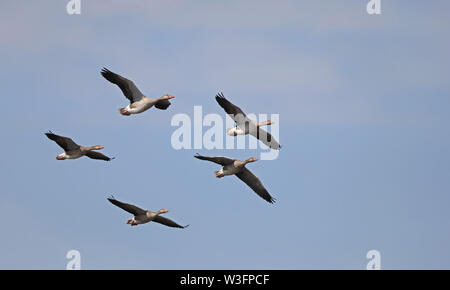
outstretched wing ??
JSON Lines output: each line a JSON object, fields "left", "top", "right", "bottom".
{"left": 154, "top": 99, "right": 171, "bottom": 110}
{"left": 194, "top": 154, "right": 235, "bottom": 166}
{"left": 152, "top": 215, "right": 188, "bottom": 229}
{"left": 107, "top": 197, "right": 146, "bottom": 216}
{"left": 85, "top": 151, "right": 114, "bottom": 161}
{"left": 45, "top": 131, "right": 79, "bottom": 152}
{"left": 235, "top": 167, "right": 276, "bottom": 204}
{"left": 215, "top": 92, "right": 248, "bottom": 126}
{"left": 101, "top": 68, "right": 145, "bottom": 104}
{"left": 249, "top": 127, "right": 281, "bottom": 150}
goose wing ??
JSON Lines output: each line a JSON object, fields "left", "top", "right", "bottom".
{"left": 249, "top": 127, "right": 281, "bottom": 150}
{"left": 107, "top": 197, "right": 146, "bottom": 216}
{"left": 101, "top": 68, "right": 145, "bottom": 104}
{"left": 154, "top": 99, "right": 171, "bottom": 110}
{"left": 235, "top": 167, "right": 276, "bottom": 204}
{"left": 194, "top": 154, "right": 235, "bottom": 166}
{"left": 152, "top": 215, "right": 188, "bottom": 228}
{"left": 45, "top": 131, "right": 79, "bottom": 152}
{"left": 85, "top": 151, "right": 114, "bottom": 161}
{"left": 215, "top": 92, "right": 249, "bottom": 126}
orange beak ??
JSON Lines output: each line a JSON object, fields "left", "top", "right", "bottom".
{"left": 168, "top": 95, "right": 175, "bottom": 99}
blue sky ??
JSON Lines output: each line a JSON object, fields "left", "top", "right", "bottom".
{"left": 0, "top": 0, "right": 449, "bottom": 269}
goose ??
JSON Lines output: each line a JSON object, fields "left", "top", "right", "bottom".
{"left": 215, "top": 92, "right": 281, "bottom": 150}
{"left": 101, "top": 68, "right": 174, "bottom": 116}
{"left": 194, "top": 154, "right": 276, "bottom": 204}
{"left": 45, "top": 131, "right": 114, "bottom": 161}
{"left": 107, "top": 196, "right": 188, "bottom": 228}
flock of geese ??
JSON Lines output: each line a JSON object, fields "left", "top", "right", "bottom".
{"left": 45, "top": 68, "right": 281, "bottom": 229}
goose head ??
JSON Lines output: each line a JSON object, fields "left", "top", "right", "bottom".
{"left": 91, "top": 145, "right": 104, "bottom": 150}
{"left": 161, "top": 94, "right": 175, "bottom": 100}
{"left": 246, "top": 157, "right": 258, "bottom": 163}
{"left": 157, "top": 208, "right": 169, "bottom": 215}
{"left": 256, "top": 120, "right": 274, "bottom": 127}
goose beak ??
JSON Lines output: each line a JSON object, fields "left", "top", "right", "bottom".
{"left": 168, "top": 95, "right": 175, "bottom": 99}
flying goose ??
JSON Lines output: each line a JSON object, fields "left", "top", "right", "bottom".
{"left": 107, "top": 196, "right": 188, "bottom": 228}
{"left": 215, "top": 92, "right": 281, "bottom": 150}
{"left": 45, "top": 131, "right": 114, "bottom": 161}
{"left": 101, "top": 68, "right": 174, "bottom": 116}
{"left": 194, "top": 154, "right": 276, "bottom": 204}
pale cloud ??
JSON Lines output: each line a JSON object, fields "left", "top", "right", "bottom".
{"left": 87, "top": 0, "right": 391, "bottom": 31}
{"left": 0, "top": 0, "right": 449, "bottom": 126}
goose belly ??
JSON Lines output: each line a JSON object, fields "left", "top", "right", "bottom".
{"left": 227, "top": 127, "right": 246, "bottom": 136}
{"left": 134, "top": 215, "right": 153, "bottom": 225}
{"left": 128, "top": 99, "right": 154, "bottom": 114}
{"left": 64, "top": 150, "right": 83, "bottom": 159}
{"left": 128, "top": 104, "right": 153, "bottom": 114}
{"left": 222, "top": 165, "right": 241, "bottom": 176}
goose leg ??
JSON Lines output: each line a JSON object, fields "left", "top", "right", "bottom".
{"left": 215, "top": 170, "right": 225, "bottom": 178}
